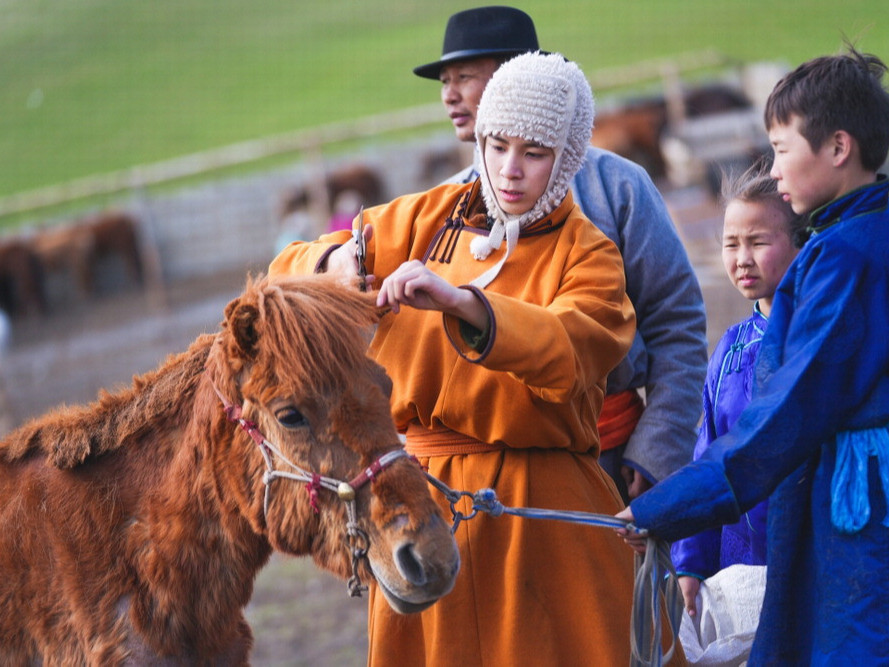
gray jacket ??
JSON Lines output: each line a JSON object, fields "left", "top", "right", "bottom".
{"left": 449, "top": 147, "right": 707, "bottom": 482}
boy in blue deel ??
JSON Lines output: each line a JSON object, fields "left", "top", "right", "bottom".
{"left": 617, "top": 45, "right": 889, "bottom": 665}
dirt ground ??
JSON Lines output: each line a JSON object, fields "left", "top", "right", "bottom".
{"left": 0, "top": 182, "right": 747, "bottom": 665}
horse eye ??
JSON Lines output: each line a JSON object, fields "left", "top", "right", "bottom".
{"left": 275, "top": 407, "right": 308, "bottom": 429}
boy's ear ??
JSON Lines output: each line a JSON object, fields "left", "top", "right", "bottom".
{"left": 831, "top": 130, "right": 855, "bottom": 167}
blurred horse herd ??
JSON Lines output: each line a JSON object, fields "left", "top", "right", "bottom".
{"left": 0, "top": 212, "right": 145, "bottom": 318}
{"left": 0, "top": 75, "right": 775, "bottom": 326}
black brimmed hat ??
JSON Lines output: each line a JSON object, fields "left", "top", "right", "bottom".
{"left": 413, "top": 6, "right": 543, "bottom": 80}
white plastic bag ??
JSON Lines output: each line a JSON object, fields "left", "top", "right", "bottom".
{"left": 679, "top": 564, "right": 767, "bottom": 666}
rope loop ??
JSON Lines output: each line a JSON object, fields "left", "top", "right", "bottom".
{"left": 630, "top": 538, "right": 683, "bottom": 667}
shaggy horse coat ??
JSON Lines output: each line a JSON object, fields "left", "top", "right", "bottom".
{"left": 0, "top": 274, "right": 458, "bottom": 665}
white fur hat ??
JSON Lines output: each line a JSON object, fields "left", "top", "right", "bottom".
{"left": 470, "top": 52, "right": 595, "bottom": 287}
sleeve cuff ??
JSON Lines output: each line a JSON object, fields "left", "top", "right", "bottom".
{"left": 458, "top": 318, "right": 490, "bottom": 352}
{"left": 314, "top": 244, "right": 343, "bottom": 274}
{"left": 630, "top": 460, "right": 741, "bottom": 542}
{"left": 443, "top": 286, "right": 495, "bottom": 363}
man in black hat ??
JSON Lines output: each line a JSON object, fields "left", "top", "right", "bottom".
{"left": 415, "top": 6, "right": 708, "bottom": 503}
{"left": 413, "top": 6, "right": 541, "bottom": 142}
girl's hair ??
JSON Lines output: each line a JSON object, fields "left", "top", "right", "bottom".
{"left": 719, "top": 158, "right": 808, "bottom": 247}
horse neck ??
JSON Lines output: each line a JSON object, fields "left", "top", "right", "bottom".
{"left": 126, "top": 365, "right": 273, "bottom": 648}
{"left": 2, "top": 334, "right": 215, "bottom": 467}
{"left": 147, "top": 389, "right": 271, "bottom": 545}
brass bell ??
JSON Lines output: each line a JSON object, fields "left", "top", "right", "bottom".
{"left": 337, "top": 482, "right": 356, "bottom": 501}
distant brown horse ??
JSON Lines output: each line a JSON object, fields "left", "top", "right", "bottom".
{"left": 279, "top": 163, "right": 387, "bottom": 220}
{"left": 591, "top": 83, "right": 753, "bottom": 177}
{"left": 0, "top": 237, "right": 47, "bottom": 317}
{"left": 82, "top": 211, "right": 145, "bottom": 292}
{"left": 0, "top": 274, "right": 459, "bottom": 664}
{"left": 29, "top": 211, "right": 144, "bottom": 300}
{"left": 592, "top": 100, "right": 669, "bottom": 176}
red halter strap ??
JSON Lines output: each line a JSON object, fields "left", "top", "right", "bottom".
{"left": 210, "top": 381, "right": 413, "bottom": 507}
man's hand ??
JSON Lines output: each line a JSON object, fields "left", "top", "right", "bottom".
{"left": 324, "top": 224, "right": 373, "bottom": 290}
{"left": 621, "top": 465, "right": 653, "bottom": 500}
{"left": 614, "top": 507, "right": 648, "bottom": 554}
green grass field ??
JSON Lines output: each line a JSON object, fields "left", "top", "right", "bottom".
{"left": 1, "top": 0, "right": 886, "bottom": 202}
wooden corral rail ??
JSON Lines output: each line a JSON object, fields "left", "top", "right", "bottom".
{"left": 0, "top": 103, "right": 445, "bottom": 219}
{"left": 587, "top": 48, "right": 734, "bottom": 92}
{"left": 0, "top": 50, "right": 735, "bottom": 220}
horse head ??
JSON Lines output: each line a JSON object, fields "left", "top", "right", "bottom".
{"left": 204, "top": 274, "right": 459, "bottom": 614}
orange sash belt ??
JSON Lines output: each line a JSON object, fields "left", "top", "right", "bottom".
{"left": 404, "top": 422, "right": 507, "bottom": 458}
{"left": 597, "top": 389, "right": 644, "bottom": 452}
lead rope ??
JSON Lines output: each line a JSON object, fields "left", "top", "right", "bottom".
{"left": 426, "top": 478, "right": 683, "bottom": 667}
{"left": 630, "top": 539, "right": 683, "bottom": 667}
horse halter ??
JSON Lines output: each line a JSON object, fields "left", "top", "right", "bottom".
{"left": 211, "top": 383, "right": 412, "bottom": 597}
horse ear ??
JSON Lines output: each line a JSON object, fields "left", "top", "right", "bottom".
{"left": 226, "top": 300, "right": 261, "bottom": 359}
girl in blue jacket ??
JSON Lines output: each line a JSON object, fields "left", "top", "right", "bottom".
{"left": 671, "top": 161, "right": 803, "bottom": 618}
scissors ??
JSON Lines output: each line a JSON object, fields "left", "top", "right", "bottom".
{"left": 352, "top": 206, "right": 367, "bottom": 292}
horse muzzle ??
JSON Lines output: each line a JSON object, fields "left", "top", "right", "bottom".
{"left": 369, "top": 514, "right": 460, "bottom": 614}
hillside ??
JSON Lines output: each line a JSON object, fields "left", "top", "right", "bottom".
{"left": 2, "top": 0, "right": 886, "bottom": 201}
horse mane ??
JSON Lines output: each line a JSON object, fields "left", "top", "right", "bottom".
{"left": 1, "top": 334, "right": 215, "bottom": 468}
{"left": 209, "top": 274, "right": 380, "bottom": 404}
{"left": 2, "top": 274, "right": 380, "bottom": 470}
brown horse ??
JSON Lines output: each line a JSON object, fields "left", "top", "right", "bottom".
{"left": 0, "top": 274, "right": 459, "bottom": 664}
{"left": 81, "top": 211, "right": 145, "bottom": 293}
{"left": 0, "top": 237, "right": 47, "bottom": 317}
{"left": 29, "top": 211, "right": 144, "bottom": 301}
{"left": 591, "top": 83, "right": 753, "bottom": 177}
{"left": 279, "top": 163, "right": 387, "bottom": 221}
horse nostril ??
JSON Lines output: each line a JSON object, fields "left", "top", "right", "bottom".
{"left": 395, "top": 543, "right": 427, "bottom": 587}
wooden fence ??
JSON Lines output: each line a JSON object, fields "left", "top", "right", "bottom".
{"left": 0, "top": 50, "right": 746, "bottom": 296}
{"left": 0, "top": 49, "right": 736, "bottom": 221}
